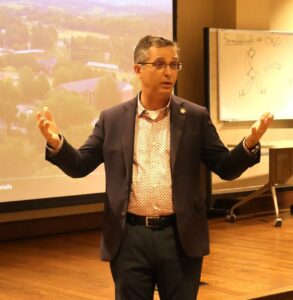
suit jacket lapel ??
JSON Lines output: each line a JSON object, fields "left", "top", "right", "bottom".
{"left": 120, "top": 95, "right": 186, "bottom": 181}
{"left": 170, "top": 96, "right": 186, "bottom": 171}
{"left": 121, "top": 97, "right": 137, "bottom": 185}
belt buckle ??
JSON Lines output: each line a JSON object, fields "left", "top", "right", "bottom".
{"left": 145, "top": 216, "right": 161, "bottom": 228}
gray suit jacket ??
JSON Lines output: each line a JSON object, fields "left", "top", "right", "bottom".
{"left": 47, "top": 95, "right": 260, "bottom": 260}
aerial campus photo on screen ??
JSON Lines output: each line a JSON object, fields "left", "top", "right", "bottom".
{"left": 0, "top": 0, "right": 173, "bottom": 201}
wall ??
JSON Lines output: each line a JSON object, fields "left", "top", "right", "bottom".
{"left": 176, "top": 0, "right": 237, "bottom": 105}
{"left": 236, "top": 0, "right": 271, "bottom": 29}
{"left": 214, "top": 0, "right": 236, "bottom": 29}
{"left": 176, "top": 0, "right": 214, "bottom": 105}
{"left": 270, "top": 0, "right": 293, "bottom": 30}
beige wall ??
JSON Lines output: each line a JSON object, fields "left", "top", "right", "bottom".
{"left": 176, "top": 0, "right": 214, "bottom": 105}
{"left": 214, "top": 0, "right": 236, "bottom": 29}
{"left": 270, "top": 0, "right": 293, "bottom": 30}
{"left": 177, "top": 0, "right": 237, "bottom": 105}
{"left": 236, "top": 0, "right": 271, "bottom": 29}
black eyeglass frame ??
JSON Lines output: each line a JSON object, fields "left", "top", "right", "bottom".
{"left": 138, "top": 61, "right": 183, "bottom": 71}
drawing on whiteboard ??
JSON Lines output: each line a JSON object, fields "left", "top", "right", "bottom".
{"left": 218, "top": 29, "right": 293, "bottom": 121}
{"left": 265, "top": 36, "right": 281, "bottom": 47}
{"left": 265, "top": 62, "right": 282, "bottom": 73}
{"left": 239, "top": 48, "right": 266, "bottom": 97}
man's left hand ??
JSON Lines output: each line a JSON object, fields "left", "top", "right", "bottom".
{"left": 245, "top": 112, "right": 274, "bottom": 149}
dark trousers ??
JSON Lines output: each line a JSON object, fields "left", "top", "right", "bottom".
{"left": 110, "top": 221, "right": 203, "bottom": 300}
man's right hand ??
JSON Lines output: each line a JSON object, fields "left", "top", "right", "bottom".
{"left": 36, "top": 106, "right": 61, "bottom": 150}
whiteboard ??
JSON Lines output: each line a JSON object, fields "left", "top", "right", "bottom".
{"left": 218, "top": 29, "right": 293, "bottom": 121}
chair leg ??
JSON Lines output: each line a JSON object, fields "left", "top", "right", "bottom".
{"left": 226, "top": 182, "right": 270, "bottom": 222}
{"left": 270, "top": 185, "right": 282, "bottom": 227}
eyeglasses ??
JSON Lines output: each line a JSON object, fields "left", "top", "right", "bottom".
{"left": 138, "top": 61, "right": 183, "bottom": 71}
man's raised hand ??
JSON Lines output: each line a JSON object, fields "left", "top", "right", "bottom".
{"left": 245, "top": 112, "right": 274, "bottom": 149}
{"left": 36, "top": 107, "right": 61, "bottom": 150}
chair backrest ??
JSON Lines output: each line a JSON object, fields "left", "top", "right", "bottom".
{"left": 269, "top": 147, "right": 293, "bottom": 185}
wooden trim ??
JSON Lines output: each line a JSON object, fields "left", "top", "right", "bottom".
{"left": 0, "top": 212, "right": 103, "bottom": 241}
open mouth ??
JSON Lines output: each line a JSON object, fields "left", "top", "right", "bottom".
{"left": 161, "top": 82, "right": 172, "bottom": 86}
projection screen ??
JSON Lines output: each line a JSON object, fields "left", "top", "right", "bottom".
{"left": 0, "top": 0, "right": 174, "bottom": 203}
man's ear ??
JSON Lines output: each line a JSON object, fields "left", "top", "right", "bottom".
{"left": 133, "top": 64, "right": 142, "bottom": 79}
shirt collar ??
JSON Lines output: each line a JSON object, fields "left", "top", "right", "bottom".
{"left": 137, "top": 92, "right": 171, "bottom": 117}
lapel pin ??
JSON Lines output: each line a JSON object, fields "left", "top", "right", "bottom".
{"left": 179, "top": 107, "right": 186, "bottom": 115}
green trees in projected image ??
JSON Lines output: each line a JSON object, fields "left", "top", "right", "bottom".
{"left": 52, "top": 62, "right": 104, "bottom": 87}
{"left": 0, "top": 7, "right": 29, "bottom": 49}
{"left": 42, "top": 90, "right": 96, "bottom": 146}
{"left": 18, "top": 67, "right": 38, "bottom": 102}
{"left": 0, "top": 135, "right": 39, "bottom": 178}
{"left": 0, "top": 79, "right": 21, "bottom": 129}
{"left": 30, "top": 25, "right": 58, "bottom": 51}
{"left": 70, "top": 35, "right": 110, "bottom": 62}
{"left": 94, "top": 74, "right": 122, "bottom": 110}
{"left": 5, "top": 53, "right": 39, "bottom": 72}
{"left": 18, "top": 67, "right": 50, "bottom": 102}
{"left": 0, "top": 89, "right": 98, "bottom": 178}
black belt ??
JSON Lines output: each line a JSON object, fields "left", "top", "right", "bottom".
{"left": 126, "top": 213, "right": 176, "bottom": 229}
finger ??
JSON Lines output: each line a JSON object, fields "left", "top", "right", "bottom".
{"left": 251, "top": 126, "right": 257, "bottom": 135}
{"left": 41, "top": 121, "right": 53, "bottom": 140}
{"left": 260, "top": 112, "right": 270, "bottom": 120}
{"left": 257, "top": 112, "right": 269, "bottom": 129}
{"left": 37, "top": 119, "right": 51, "bottom": 141}
{"left": 37, "top": 116, "right": 45, "bottom": 131}
{"left": 43, "top": 120, "right": 51, "bottom": 131}
{"left": 261, "top": 113, "right": 274, "bottom": 129}
{"left": 263, "top": 117, "right": 273, "bottom": 128}
{"left": 257, "top": 112, "right": 268, "bottom": 128}
{"left": 262, "top": 111, "right": 270, "bottom": 117}
{"left": 265, "top": 113, "right": 274, "bottom": 123}
{"left": 44, "top": 106, "right": 55, "bottom": 122}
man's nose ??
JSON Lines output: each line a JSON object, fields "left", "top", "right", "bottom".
{"left": 163, "top": 64, "right": 172, "bottom": 74}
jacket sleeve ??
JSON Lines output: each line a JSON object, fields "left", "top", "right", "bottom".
{"left": 46, "top": 112, "right": 105, "bottom": 178}
{"left": 201, "top": 108, "right": 260, "bottom": 180}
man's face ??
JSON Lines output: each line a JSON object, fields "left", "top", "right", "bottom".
{"left": 134, "top": 46, "right": 179, "bottom": 97}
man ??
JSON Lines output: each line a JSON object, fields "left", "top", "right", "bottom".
{"left": 37, "top": 35, "right": 273, "bottom": 300}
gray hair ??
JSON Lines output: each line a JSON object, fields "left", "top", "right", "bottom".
{"left": 134, "top": 35, "right": 179, "bottom": 63}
